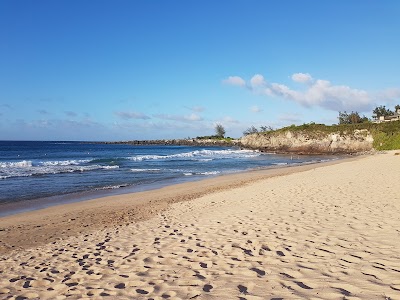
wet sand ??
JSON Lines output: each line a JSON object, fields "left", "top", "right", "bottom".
{"left": 1, "top": 152, "right": 399, "bottom": 299}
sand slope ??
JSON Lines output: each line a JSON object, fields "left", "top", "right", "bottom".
{"left": 1, "top": 152, "right": 399, "bottom": 299}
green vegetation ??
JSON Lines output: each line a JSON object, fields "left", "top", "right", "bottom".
{"left": 373, "top": 105, "right": 395, "bottom": 118}
{"left": 196, "top": 135, "right": 234, "bottom": 142}
{"left": 338, "top": 111, "right": 369, "bottom": 124}
{"left": 255, "top": 121, "right": 400, "bottom": 151}
{"left": 194, "top": 124, "right": 234, "bottom": 142}
{"left": 371, "top": 123, "right": 400, "bottom": 150}
{"left": 215, "top": 123, "right": 226, "bottom": 138}
{"left": 243, "top": 125, "right": 274, "bottom": 135}
{"left": 245, "top": 104, "right": 400, "bottom": 150}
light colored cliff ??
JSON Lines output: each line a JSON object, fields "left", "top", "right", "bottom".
{"left": 240, "top": 129, "right": 374, "bottom": 154}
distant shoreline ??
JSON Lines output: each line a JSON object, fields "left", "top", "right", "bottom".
{"left": 95, "top": 138, "right": 241, "bottom": 147}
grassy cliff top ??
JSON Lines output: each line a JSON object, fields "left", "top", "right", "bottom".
{"left": 272, "top": 121, "right": 400, "bottom": 135}
{"left": 259, "top": 121, "right": 400, "bottom": 150}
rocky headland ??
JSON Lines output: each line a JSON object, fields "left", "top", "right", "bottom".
{"left": 100, "top": 130, "right": 374, "bottom": 155}
{"left": 100, "top": 121, "right": 400, "bottom": 155}
{"left": 240, "top": 129, "right": 374, "bottom": 154}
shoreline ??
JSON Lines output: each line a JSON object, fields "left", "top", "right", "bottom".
{"left": 0, "top": 155, "right": 355, "bottom": 254}
{"left": 1, "top": 151, "right": 399, "bottom": 299}
{"left": 0, "top": 153, "right": 343, "bottom": 218}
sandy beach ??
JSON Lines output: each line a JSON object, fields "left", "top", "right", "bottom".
{"left": 1, "top": 151, "right": 399, "bottom": 299}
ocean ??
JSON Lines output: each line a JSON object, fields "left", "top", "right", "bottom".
{"left": 0, "top": 141, "right": 339, "bottom": 216}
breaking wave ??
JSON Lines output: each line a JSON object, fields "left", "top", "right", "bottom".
{"left": 183, "top": 171, "right": 220, "bottom": 176}
{"left": 95, "top": 184, "right": 129, "bottom": 190}
{"left": 0, "top": 159, "right": 118, "bottom": 179}
{"left": 130, "top": 168, "right": 161, "bottom": 172}
{"left": 128, "top": 149, "right": 259, "bottom": 161}
{"left": 0, "top": 160, "right": 33, "bottom": 168}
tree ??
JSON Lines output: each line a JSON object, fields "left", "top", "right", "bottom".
{"left": 395, "top": 104, "right": 400, "bottom": 112}
{"left": 243, "top": 125, "right": 274, "bottom": 136}
{"left": 372, "top": 105, "right": 394, "bottom": 118}
{"left": 259, "top": 125, "right": 274, "bottom": 132}
{"left": 215, "top": 123, "right": 226, "bottom": 138}
{"left": 243, "top": 126, "right": 258, "bottom": 136}
{"left": 338, "top": 111, "right": 369, "bottom": 124}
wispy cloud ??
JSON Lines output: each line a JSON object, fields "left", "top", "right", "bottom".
{"left": 114, "top": 111, "right": 151, "bottom": 120}
{"left": 185, "top": 105, "right": 205, "bottom": 112}
{"left": 223, "top": 73, "right": 400, "bottom": 112}
{"left": 278, "top": 113, "right": 302, "bottom": 123}
{"left": 65, "top": 111, "right": 78, "bottom": 117}
{"left": 16, "top": 117, "right": 103, "bottom": 130}
{"left": 38, "top": 96, "right": 64, "bottom": 103}
{"left": 217, "top": 116, "right": 239, "bottom": 124}
{"left": 0, "top": 104, "right": 12, "bottom": 109}
{"left": 154, "top": 113, "right": 203, "bottom": 122}
{"left": 38, "top": 109, "right": 51, "bottom": 115}
{"left": 250, "top": 105, "right": 263, "bottom": 113}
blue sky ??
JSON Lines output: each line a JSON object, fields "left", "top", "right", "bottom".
{"left": 1, "top": 0, "right": 399, "bottom": 141}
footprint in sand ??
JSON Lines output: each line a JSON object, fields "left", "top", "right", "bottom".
{"left": 203, "top": 284, "right": 213, "bottom": 292}
{"left": 250, "top": 267, "right": 266, "bottom": 276}
{"left": 238, "top": 284, "right": 248, "bottom": 294}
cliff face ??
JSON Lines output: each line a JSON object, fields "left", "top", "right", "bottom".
{"left": 240, "top": 129, "right": 374, "bottom": 154}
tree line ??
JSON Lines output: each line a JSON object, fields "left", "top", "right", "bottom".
{"left": 208, "top": 104, "right": 400, "bottom": 138}
{"left": 338, "top": 104, "right": 400, "bottom": 124}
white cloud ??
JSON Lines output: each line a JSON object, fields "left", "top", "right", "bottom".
{"left": 185, "top": 105, "right": 205, "bottom": 112}
{"left": 250, "top": 105, "right": 263, "bottom": 113}
{"left": 222, "top": 76, "right": 246, "bottom": 87}
{"left": 291, "top": 73, "right": 313, "bottom": 83}
{"left": 377, "top": 88, "right": 400, "bottom": 102}
{"left": 115, "top": 111, "right": 151, "bottom": 120}
{"left": 224, "top": 72, "right": 398, "bottom": 112}
{"left": 250, "top": 74, "right": 265, "bottom": 88}
{"left": 154, "top": 113, "right": 203, "bottom": 122}
{"left": 185, "top": 113, "right": 203, "bottom": 121}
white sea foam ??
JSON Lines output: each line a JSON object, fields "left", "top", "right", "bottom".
{"left": 128, "top": 149, "right": 260, "bottom": 161}
{"left": 183, "top": 171, "right": 220, "bottom": 176}
{"left": 0, "top": 161, "right": 118, "bottom": 179}
{"left": 200, "top": 171, "right": 220, "bottom": 175}
{"left": 130, "top": 168, "right": 161, "bottom": 172}
{"left": 101, "top": 165, "right": 119, "bottom": 169}
{"left": 41, "top": 159, "right": 91, "bottom": 166}
{"left": 95, "top": 184, "right": 129, "bottom": 190}
{"left": 0, "top": 160, "right": 33, "bottom": 168}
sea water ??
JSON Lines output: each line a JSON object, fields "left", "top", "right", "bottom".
{"left": 0, "top": 141, "right": 339, "bottom": 216}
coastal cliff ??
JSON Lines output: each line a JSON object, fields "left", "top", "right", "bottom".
{"left": 240, "top": 129, "right": 374, "bottom": 154}
{"left": 101, "top": 121, "right": 399, "bottom": 154}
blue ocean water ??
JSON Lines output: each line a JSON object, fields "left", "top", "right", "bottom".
{"left": 0, "top": 141, "right": 339, "bottom": 215}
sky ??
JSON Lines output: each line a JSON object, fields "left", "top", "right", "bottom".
{"left": 1, "top": 0, "right": 400, "bottom": 141}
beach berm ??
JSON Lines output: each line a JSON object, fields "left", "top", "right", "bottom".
{"left": 0, "top": 151, "right": 399, "bottom": 299}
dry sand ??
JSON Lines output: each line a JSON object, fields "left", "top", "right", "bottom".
{"left": 0, "top": 151, "right": 399, "bottom": 299}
